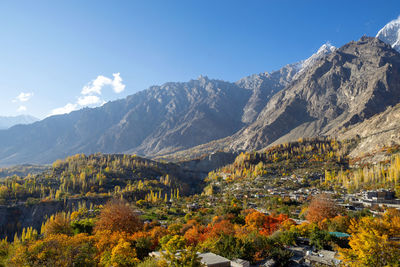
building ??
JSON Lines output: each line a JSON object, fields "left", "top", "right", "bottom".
{"left": 363, "top": 190, "right": 395, "bottom": 201}
{"left": 304, "top": 250, "right": 340, "bottom": 266}
{"left": 149, "top": 251, "right": 231, "bottom": 267}
{"left": 198, "top": 252, "right": 231, "bottom": 267}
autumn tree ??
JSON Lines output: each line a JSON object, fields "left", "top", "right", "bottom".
{"left": 306, "top": 194, "right": 339, "bottom": 223}
{"left": 9, "top": 233, "right": 96, "bottom": 267}
{"left": 95, "top": 200, "right": 143, "bottom": 234}
{"left": 158, "top": 235, "right": 204, "bottom": 267}
{"left": 42, "top": 212, "right": 73, "bottom": 237}
{"left": 339, "top": 212, "right": 400, "bottom": 266}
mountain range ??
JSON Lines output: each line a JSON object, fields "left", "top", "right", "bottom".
{"left": 0, "top": 18, "right": 400, "bottom": 166}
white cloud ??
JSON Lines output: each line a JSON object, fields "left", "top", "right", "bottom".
{"left": 49, "top": 103, "right": 79, "bottom": 116}
{"left": 82, "top": 75, "right": 111, "bottom": 95}
{"left": 111, "top": 73, "right": 125, "bottom": 93}
{"left": 48, "top": 73, "right": 125, "bottom": 117}
{"left": 81, "top": 73, "right": 125, "bottom": 95}
{"left": 17, "top": 105, "right": 27, "bottom": 112}
{"left": 13, "top": 92, "right": 33, "bottom": 103}
{"left": 77, "top": 95, "right": 101, "bottom": 106}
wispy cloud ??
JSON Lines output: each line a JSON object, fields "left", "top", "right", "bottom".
{"left": 48, "top": 73, "right": 125, "bottom": 117}
{"left": 81, "top": 73, "right": 125, "bottom": 95}
{"left": 17, "top": 105, "right": 27, "bottom": 112}
{"left": 13, "top": 92, "right": 34, "bottom": 102}
{"left": 13, "top": 92, "right": 34, "bottom": 113}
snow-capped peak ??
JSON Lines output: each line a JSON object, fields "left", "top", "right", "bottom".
{"left": 376, "top": 16, "right": 400, "bottom": 52}
{"left": 316, "top": 43, "right": 336, "bottom": 55}
{"left": 293, "top": 42, "right": 336, "bottom": 76}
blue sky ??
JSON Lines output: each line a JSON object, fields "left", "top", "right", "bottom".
{"left": 0, "top": 0, "right": 399, "bottom": 119}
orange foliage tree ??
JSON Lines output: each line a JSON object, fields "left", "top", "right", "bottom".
{"left": 245, "top": 211, "right": 290, "bottom": 236}
{"left": 94, "top": 200, "right": 143, "bottom": 234}
{"left": 306, "top": 194, "right": 339, "bottom": 223}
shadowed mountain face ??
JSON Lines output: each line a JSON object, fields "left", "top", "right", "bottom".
{"left": 229, "top": 37, "right": 400, "bottom": 151}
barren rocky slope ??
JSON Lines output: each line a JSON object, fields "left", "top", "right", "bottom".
{"left": 337, "top": 103, "right": 400, "bottom": 158}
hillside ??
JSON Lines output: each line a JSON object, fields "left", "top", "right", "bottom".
{"left": 0, "top": 153, "right": 206, "bottom": 206}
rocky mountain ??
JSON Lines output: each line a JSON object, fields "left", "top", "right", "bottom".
{"left": 377, "top": 16, "right": 400, "bottom": 52}
{"left": 0, "top": 115, "right": 38, "bottom": 129}
{"left": 228, "top": 37, "right": 400, "bottom": 151}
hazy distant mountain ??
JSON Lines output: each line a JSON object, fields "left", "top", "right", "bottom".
{"left": 229, "top": 37, "right": 400, "bottom": 151}
{"left": 0, "top": 115, "right": 38, "bottom": 129}
{"left": 376, "top": 16, "right": 400, "bottom": 52}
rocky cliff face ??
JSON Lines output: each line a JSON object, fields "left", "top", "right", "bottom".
{"left": 229, "top": 37, "right": 400, "bottom": 151}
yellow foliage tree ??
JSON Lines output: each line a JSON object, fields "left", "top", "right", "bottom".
{"left": 339, "top": 212, "right": 400, "bottom": 266}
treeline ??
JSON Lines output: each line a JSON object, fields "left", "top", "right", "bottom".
{"left": 207, "top": 137, "right": 349, "bottom": 182}
{"left": 325, "top": 154, "right": 400, "bottom": 194}
{"left": 0, "top": 154, "right": 189, "bottom": 204}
